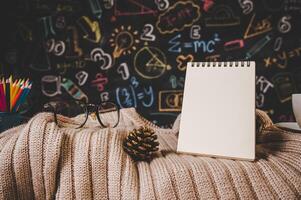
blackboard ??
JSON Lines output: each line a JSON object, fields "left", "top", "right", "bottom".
{"left": 1, "top": 0, "right": 301, "bottom": 127}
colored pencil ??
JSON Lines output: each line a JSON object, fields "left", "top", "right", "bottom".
{"left": 0, "top": 80, "right": 4, "bottom": 111}
{"left": 2, "top": 77, "right": 5, "bottom": 95}
{"left": 0, "top": 78, "right": 6, "bottom": 111}
{"left": 0, "top": 76, "right": 32, "bottom": 113}
{"left": 5, "top": 79, "right": 10, "bottom": 112}
{"left": 11, "top": 85, "right": 24, "bottom": 111}
{"left": 10, "top": 79, "right": 17, "bottom": 111}
{"left": 11, "top": 79, "right": 22, "bottom": 110}
{"left": 14, "top": 83, "right": 31, "bottom": 112}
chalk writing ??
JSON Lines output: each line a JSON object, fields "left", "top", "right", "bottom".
{"left": 205, "top": 5, "right": 240, "bottom": 27}
{"left": 284, "top": 0, "right": 301, "bottom": 12}
{"left": 245, "top": 34, "right": 272, "bottom": 59}
{"left": 139, "top": 86, "right": 154, "bottom": 107}
{"left": 155, "top": 0, "right": 169, "bottom": 11}
{"left": 91, "top": 73, "right": 108, "bottom": 92}
{"left": 56, "top": 60, "right": 86, "bottom": 74}
{"left": 46, "top": 39, "right": 65, "bottom": 56}
{"left": 90, "top": 48, "right": 113, "bottom": 70}
{"left": 88, "top": 0, "right": 102, "bottom": 18}
{"left": 169, "top": 75, "right": 185, "bottom": 89}
{"left": 103, "top": 0, "right": 114, "bottom": 9}
{"left": 256, "top": 93, "right": 265, "bottom": 108}
{"left": 264, "top": 53, "right": 287, "bottom": 69}
{"left": 205, "top": 54, "right": 221, "bottom": 62}
{"left": 100, "top": 92, "right": 110, "bottom": 102}
{"left": 116, "top": 77, "right": 154, "bottom": 108}
{"left": 116, "top": 86, "right": 137, "bottom": 107}
{"left": 41, "top": 75, "right": 62, "bottom": 97}
{"left": 39, "top": 16, "right": 56, "bottom": 38}
{"left": 168, "top": 34, "right": 181, "bottom": 53}
{"left": 156, "top": 1, "right": 201, "bottom": 34}
{"left": 274, "top": 37, "right": 283, "bottom": 51}
{"left": 272, "top": 73, "right": 296, "bottom": 103}
{"left": 134, "top": 46, "right": 171, "bottom": 79}
{"left": 77, "top": 16, "right": 101, "bottom": 43}
{"left": 278, "top": 16, "right": 292, "bottom": 33}
{"left": 6, "top": 0, "right": 301, "bottom": 126}
{"left": 61, "top": 78, "right": 88, "bottom": 102}
{"left": 130, "top": 76, "right": 139, "bottom": 88}
{"left": 75, "top": 71, "right": 88, "bottom": 86}
{"left": 176, "top": 54, "right": 194, "bottom": 71}
{"left": 159, "top": 90, "right": 183, "bottom": 112}
{"left": 117, "top": 63, "right": 130, "bottom": 80}
{"left": 190, "top": 25, "right": 201, "bottom": 40}
{"left": 168, "top": 33, "right": 220, "bottom": 53}
{"left": 244, "top": 15, "right": 272, "bottom": 39}
{"left": 113, "top": 0, "right": 157, "bottom": 19}
{"left": 140, "top": 24, "right": 156, "bottom": 41}
{"left": 65, "top": 27, "right": 83, "bottom": 58}
{"left": 256, "top": 76, "right": 274, "bottom": 107}
{"left": 109, "top": 26, "right": 140, "bottom": 58}
{"left": 56, "top": 5, "right": 72, "bottom": 12}
{"left": 238, "top": 0, "right": 253, "bottom": 15}
{"left": 203, "top": 0, "right": 214, "bottom": 12}
{"left": 257, "top": 76, "right": 274, "bottom": 93}
{"left": 224, "top": 39, "right": 244, "bottom": 51}
{"left": 264, "top": 47, "right": 301, "bottom": 69}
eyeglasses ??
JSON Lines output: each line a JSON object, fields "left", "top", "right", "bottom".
{"left": 43, "top": 100, "right": 120, "bottom": 128}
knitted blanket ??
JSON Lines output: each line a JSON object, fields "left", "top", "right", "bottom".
{"left": 0, "top": 108, "right": 300, "bottom": 199}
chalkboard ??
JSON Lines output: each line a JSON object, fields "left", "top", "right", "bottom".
{"left": 1, "top": 0, "right": 301, "bottom": 127}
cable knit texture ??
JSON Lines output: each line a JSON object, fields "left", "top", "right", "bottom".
{"left": 0, "top": 108, "right": 300, "bottom": 199}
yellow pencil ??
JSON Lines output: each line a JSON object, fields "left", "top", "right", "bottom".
{"left": 12, "top": 79, "right": 21, "bottom": 99}
{"left": 9, "top": 77, "right": 13, "bottom": 109}
{"left": 12, "top": 84, "right": 24, "bottom": 110}
{"left": 10, "top": 80, "right": 14, "bottom": 108}
{"left": 11, "top": 79, "right": 18, "bottom": 97}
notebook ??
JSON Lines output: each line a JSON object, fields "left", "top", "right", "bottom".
{"left": 177, "top": 61, "right": 255, "bottom": 160}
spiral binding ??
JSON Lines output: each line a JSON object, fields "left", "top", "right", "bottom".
{"left": 191, "top": 61, "right": 251, "bottom": 67}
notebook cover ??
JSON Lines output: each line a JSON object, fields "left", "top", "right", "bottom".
{"left": 177, "top": 61, "right": 255, "bottom": 160}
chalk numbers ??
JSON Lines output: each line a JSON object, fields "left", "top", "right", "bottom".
{"left": 141, "top": 24, "right": 156, "bottom": 41}
{"left": 46, "top": 39, "right": 65, "bottom": 56}
{"left": 117, "top": 63, "right": 130, "bottom": 80}
{"left": 278, "top": 16, "right": 292, "bottom": 34}
{"left": 274, "top": 37, "right": 283, "bottom": 51}
{"left": 238, "top": 0, "right": 253, "bottom": 15}
{"left": 155, "top": 0, "right": 169, "bottom": 11}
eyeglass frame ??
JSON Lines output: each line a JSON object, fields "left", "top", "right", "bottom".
{"left": 43, "top": 100, "right": 120, "bottom": 128}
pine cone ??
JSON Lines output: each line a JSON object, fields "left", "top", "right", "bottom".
{"left": 123, "top": 127, "right": 159, "bottom": 162}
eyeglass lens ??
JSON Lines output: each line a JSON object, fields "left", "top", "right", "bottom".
{"left": 97, "top": 102, "right": 119, "bottom": 128}
{"left": 43, "top": 101, "right": 87, "bottom": 128}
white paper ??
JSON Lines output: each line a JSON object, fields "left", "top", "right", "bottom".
{"left": 177, "top": 61, "right": 256, "bottom": 160}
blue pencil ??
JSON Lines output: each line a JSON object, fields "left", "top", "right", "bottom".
{"left": 14, "top": 83, "right": 32, "bottom": 112}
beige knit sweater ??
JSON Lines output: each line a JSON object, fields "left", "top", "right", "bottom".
{"left": 0, "top": 108, "right": 300, "bottom": 199}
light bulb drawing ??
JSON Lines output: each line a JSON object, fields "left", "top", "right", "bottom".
{"left": 109, "top": 25, "right": 140, "bottom": 58}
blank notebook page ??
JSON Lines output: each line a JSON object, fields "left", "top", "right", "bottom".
{"left": 178, "top": 61, "right": 255, "bottom": 160}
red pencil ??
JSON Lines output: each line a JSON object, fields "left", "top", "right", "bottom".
{"left": 0, "top": 80, "right": 4, "bottom": 111}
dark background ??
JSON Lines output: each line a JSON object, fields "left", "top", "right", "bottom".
{"left": 1, "top": 0, "right": 301, "bottom": 127}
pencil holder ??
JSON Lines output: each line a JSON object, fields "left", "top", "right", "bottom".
{"left": 0, "top": 112, "right": 26, "bottom": 133}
